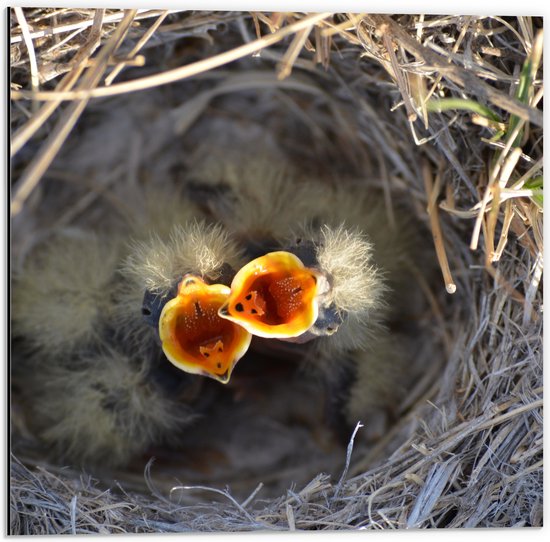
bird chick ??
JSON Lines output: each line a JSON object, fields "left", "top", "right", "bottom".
{"left": 186, "top": 152, "right": 422, "bottom": 442}
{"left": 116, "top": 220, "right": 251, "bottom": 382}
{"left": 158, "top": 275, "right": 251, "bottom": 383}
{"left": 184, "top": 154, "right": 393, "bottom": 355}
{"left": 17, "top": 346, "right": 200, "bottom": 467}
{"left": 11, "top": 188, "right": 251, "bottom": 467}
{"left": 183, "top": 149, "right": 328, "bottom": 257}
{"left": 11, "top": 227, "right": 200, "bottom": 468}
{"left": 11, "top": 230, "right": 123, "bottom": 358}
{"left": 219, "top": 224, "right": 388, "bottom": 354}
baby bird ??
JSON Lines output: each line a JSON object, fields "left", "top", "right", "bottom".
{"left": 184, "top": 144, "right": 328, "bottom": 257}
{"left": 11, "top": 226, "right": 185, "bottom": 467}
{"left": 11, "top": 229, "right": 123, "bottom": 359}
{"left": 117, "top": 220, "right": 251, "bottom": 383}
{"left": 11, "top": 188, "right": 250, "bottom": 467}
{"left": 185, "top": 151, "right": 408, "bottom": 352}
{"left": 184, "top": 149, "right": 420, "bottom": 438}
{"left": 219, "top": 224, "right": 388, "bottom": 354}
{"left": 13, "top": 344, "right": 200, "bottom": 467}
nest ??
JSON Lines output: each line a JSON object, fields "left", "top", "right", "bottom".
{"left": 10, "top": 10, "right": 543, "bottom": 533}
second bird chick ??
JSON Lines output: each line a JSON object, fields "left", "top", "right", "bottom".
{"left": 11, "top": 190, "right": 252, "bottom": 467}
{"left": 184, "top": 151, "right": 394, "bottom": 351}
{"left": 184, "top": 150, "right": 419, "bottom": 441}
{"left": 219, "top": 223, "right": 387, "bottom": 354}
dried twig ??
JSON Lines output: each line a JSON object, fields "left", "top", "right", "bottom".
{"left": 10, "top": 9, "right": 183, "bottom": 44}
{"left": 11, "top": 10, "right": 137, "bottom": 216}
{"left": 277, "top": 26, "right": 314, "bottom": 80}
{"left": 13, "top": 8, "right": 40, "bottom": 113}
{"left": 11, "top": 12, "right": 333, "bottom": 101}
{"left": 11, "top": 9, "right": 105, "bottom": 157}
{"left": 423, "top": 161, "right": 456, "bottom": 294}
{"left": 104, "top": 11, "right": 169, "bottom": 86}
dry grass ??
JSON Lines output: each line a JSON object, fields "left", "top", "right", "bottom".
{"left": 10, "top": 10, "right": 542, "bottom": 533}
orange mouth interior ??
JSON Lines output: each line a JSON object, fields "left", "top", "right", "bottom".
{"left": 159, "top": 276, "right": 251, "bottom": 383}
{"left": 219, "top": 252, "right": 320, "bottom": 338}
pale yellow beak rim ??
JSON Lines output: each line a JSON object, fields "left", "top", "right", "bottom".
{"left": 159, "top": 275, "right": 252, "bottom": 383}
{"left": 218, "top": 251, "right": 321, "bottom": 339}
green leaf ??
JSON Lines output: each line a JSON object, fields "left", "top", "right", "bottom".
{"left": 426, "top": 98, "right": 501, "bottom": 122}
{"left": 524, "top": 175, "right": 543, "bottom": 209}
{"left": 508, "top": 59, "right": 533, "bottom": 147}
{"left": 507, "top": 31, "right": 542, "bottom": 147}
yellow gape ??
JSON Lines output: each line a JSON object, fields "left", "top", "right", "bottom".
{"left": 159, "top": 275, "right": 252, "bottom": 383}
{"left": 218, "top": 251, "right": 321, "bottom": 339}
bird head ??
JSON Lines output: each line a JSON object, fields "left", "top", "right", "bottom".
{"left": 159, "top": 275, "right": 252, "bottom": 383}
{"left": 218, "top": 251, "right": 328, "bottom": 340}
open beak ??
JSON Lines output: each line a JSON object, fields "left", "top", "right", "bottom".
{"left": 159, "top": 275, "right": 252, "bottom": 383}
{"left": 218, "top": 251, "right": 322, "bottom": 339}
